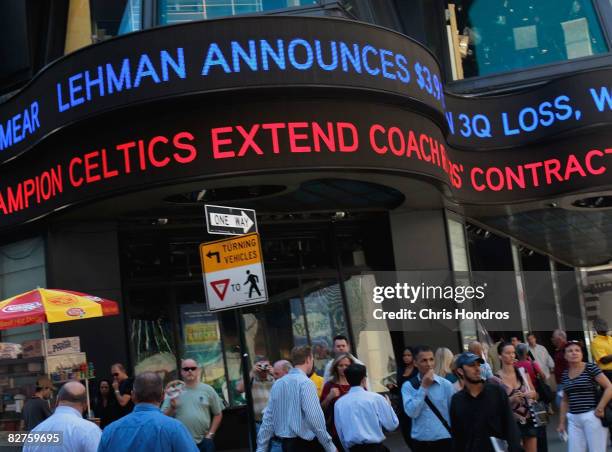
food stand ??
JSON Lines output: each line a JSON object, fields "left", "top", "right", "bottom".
{"left": 0, "top": 289, "right": 119, "bottom": 429}
{"left": 0, "top": 341, "right": 44, "bottom": 430}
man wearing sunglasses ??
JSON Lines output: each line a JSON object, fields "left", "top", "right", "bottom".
{"left": 162, "top": 358, "right": 224, "bottom": 452}
{"left": 111, "top": 363, "right": 134, "bottom": 417}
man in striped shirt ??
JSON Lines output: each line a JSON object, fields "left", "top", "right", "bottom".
{"left": 256, "top": 345, "right": 336, "bottom": 452}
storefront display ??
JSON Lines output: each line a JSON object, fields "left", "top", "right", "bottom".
{"left": 180, "top": 305, "right": 225, "bottom": 397}
{"left": 132, "top": 319, "right": 177, "bottom": 387}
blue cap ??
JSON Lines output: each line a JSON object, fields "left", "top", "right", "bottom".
{"left": 456, "top": 352, "right": 484, "bottom": 368}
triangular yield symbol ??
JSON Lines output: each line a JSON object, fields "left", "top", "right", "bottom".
{"left": 211, "top": 279, "right": 230, "bottom": 300}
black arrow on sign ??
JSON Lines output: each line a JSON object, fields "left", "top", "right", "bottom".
{"left": 206, "top": 251, "right": 220, "bottom": 263}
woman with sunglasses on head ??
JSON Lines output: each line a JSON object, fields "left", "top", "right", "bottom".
{"left": 557, "top": 341, "right": 612, "bottom": 452}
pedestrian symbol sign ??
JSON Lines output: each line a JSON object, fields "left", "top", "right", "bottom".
{"left": 199, "top": 233, "right": 268, "bottom": 311}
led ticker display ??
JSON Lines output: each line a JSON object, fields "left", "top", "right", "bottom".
{"left": 1, "top": 99, "right": 611, "bottom": 230}
{"left": 0, "top": 16, "right": 444, "bottom": 163}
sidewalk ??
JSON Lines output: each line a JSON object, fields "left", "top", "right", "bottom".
{"left": 228, "top": 418, "right": 612, "bottom": 451}
{"left": 380, "top": 414, "right": 612, "bottom": 452}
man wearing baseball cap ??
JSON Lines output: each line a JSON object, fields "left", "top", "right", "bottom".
{"left": 450, "top": 352, "right": 522, "bottom": 452}
{"left": 22, "top": 376, "right": 55, "bottom": 430}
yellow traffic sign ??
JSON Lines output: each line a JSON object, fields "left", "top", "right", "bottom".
{"left": 199, "top": 233, "right": 262, "bottom": 273}
{"left": 199, "top": 233, "right": 267, "bottom": 311}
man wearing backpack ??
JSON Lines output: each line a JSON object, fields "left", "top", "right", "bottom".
{"left": 402, "top": 345, "right": 455, "bottom": 452}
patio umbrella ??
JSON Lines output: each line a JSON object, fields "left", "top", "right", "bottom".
{"left": 0, "top": 288, "right": 119, "bottom": 330}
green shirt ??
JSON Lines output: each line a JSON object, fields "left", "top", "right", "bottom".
{"left": 161, "top": 383, "right": 223, "bottom": 443}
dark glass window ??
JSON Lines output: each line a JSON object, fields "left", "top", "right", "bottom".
{"left": 88, "top": 0, "right": 141, "bottom": 40}
{"left": 158, "top": 0, "right": 317, "bottom": 25}
{"left": 451, "top": 0, "right": 608, "bottom": 78}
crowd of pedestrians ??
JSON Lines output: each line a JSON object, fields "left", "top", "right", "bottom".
{"left": 252, "top": 329, "right": 611, "bottom": 452}
{"left": 16, "top": 318, "right": 612, "bottom": 452}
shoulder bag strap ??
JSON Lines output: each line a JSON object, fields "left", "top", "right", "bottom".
{"left": 423, "top": 395, "right": 452, "bottom": 435}
{"left": 410, "top": 376, "right": 452, "bottom": 435}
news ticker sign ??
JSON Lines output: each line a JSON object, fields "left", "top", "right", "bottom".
{"left": 199, "top": 233, "right": 268, "bottom": 311}
{"left": 1, "top": 15, "right": 612, "bottom": 166}
{"left": 1, "top": 99, "right": 612, "bottom": 231}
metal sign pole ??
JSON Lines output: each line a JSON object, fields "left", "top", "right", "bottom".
{"left": 200, "top": 211, "right": 262, "bottom": 450}
{"left": 235, "top": 308, "right": 257, "bottom": 451}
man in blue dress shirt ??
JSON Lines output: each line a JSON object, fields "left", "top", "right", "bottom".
{"left": 256, "top": 345, "right": 336, "bottom": 452}
{"left": 334, "top": 363, "right": 398, "bottom": 451}
{"left": 24, "top": 381, "right": 101, "bottom": 452}
{"left": 402, "top": 345, "right": 455, "bottom": 452}
{"left": 97, "top": 372, "right": 198, "bottom": 452}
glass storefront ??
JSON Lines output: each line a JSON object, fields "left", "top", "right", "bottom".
{"left": 450, "top": 0, "right": 608, "bottom": 78}
{"left": 120, "top": 213, "right": 396, "bottom": 405}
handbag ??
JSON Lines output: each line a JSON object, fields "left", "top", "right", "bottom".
{"left": 517, "top": 367, "right": 548, "bottom": 427}
{"left": 528, "top": 400, "right": 549, "bottom": 428}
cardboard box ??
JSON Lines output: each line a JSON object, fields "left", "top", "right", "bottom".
{"left": 46, "top": 337, "right": 80, "bottom": 356}
{"left": 0, "top": 343, "right": 21, "bottom": 359}
{"left": 21, "top": 340, "right": 42, "bottom": 358}
{"left": 23, "top": 337, "right": 81, "bottom": 358}
{"left": 0, "top": 343, "right": 21, "bottom": 353}
{"left": 46, "top": 352, "right": 86, "bottom": 375}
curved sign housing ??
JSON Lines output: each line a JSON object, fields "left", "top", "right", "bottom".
{"left": 0, "top": 16, "right": 611, "bottom": 230}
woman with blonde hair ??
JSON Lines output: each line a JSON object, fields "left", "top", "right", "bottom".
{"left": 435, "top": 347, "right": 457, "bottom": 383}
{"left": 320, "top": 353, "right": 356, "bottom": 451}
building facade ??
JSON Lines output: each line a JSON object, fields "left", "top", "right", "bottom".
{"left": 1, "top": 0, "right": 611, "bottom": 446}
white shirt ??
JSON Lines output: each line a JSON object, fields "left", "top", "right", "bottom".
{"left": 529, "top": 343, "right": 555, "bottom": 378}
{"left": 23, "top": 406, "right": 102, "bottom": 452}
{"left": 334, "top": 386, "right": 398, "bottom": 450}
{"left": 257, "top": 368, "right": 334, "bottom": 452}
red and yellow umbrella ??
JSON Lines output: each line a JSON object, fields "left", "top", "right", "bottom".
{"left": 0, "top": 289, "right": 119, "bottom": 330}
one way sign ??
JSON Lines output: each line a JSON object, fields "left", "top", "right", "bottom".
{"left": 205, "top": 204, "right": 258, "bottom": 236}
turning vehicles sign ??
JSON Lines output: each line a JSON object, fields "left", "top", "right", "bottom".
{"left": 199, "top": 233, "right": 268, "bottom": 311}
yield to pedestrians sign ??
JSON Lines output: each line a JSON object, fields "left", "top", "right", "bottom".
{"left": 199, "top": 233, "right": 268, "bottom": 311}
{"left": 205, "top": 204, "right": 257, "bottom": 236}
